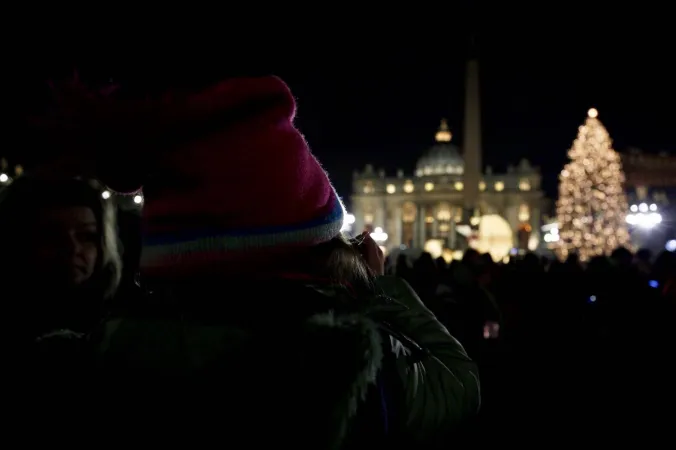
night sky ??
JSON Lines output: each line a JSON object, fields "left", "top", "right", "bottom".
{"left": 7, "top": 21, "right": 674, "bottom": 206}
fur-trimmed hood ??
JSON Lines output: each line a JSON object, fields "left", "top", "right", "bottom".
{"left": 92, "top": 281, "right": 386, "bottom": 448}
{"left": 302, "top": 310, "right": 384, "bottom": 446}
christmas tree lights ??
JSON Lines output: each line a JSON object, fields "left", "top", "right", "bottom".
{"left": 555, "top": 108, "right": 631, "bottom": 261}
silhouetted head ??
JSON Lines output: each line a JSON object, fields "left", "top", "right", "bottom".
{"left": 636, "top": 248, "right": 652, "bottom": 263}
{"left": 611, "top": 247, "right": 633, "bottom": 268}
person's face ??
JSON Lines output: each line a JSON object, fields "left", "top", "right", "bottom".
{"left": 29, "top": 206, "right": 100, "bottom": 287}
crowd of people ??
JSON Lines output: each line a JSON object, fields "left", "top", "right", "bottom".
{"left": 0, "top": 74, "right": 673, "bottom": 447}
{"left": 388, "top": 247, "right": 675, "bottom": 443}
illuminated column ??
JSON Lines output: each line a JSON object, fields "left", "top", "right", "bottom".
{"left": 417, "top": 204, "right": 426, "bottom": 248}
{"left": 505, "top": 203, "right": 519, "bottom": 246}
{"left": 394, "top": 204, "right": 403, "bottom": 247}
{"left": 449, "top": 219, "right": 457, "bottom": 249}
{"left": 384, "top": 202, "right": 398, "bottom": 247}
{"left": 529, "top": 204, "right": 541, "bottom": 250}
{"left": 530, "top": 205, "right": 540, "bottom": 231}
{"left": 375, "top": 198, "right": 386, "bottom": 229}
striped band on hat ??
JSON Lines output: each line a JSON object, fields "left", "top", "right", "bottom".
{"left": 140, "top": 192, "right": 345, "bottom": 271}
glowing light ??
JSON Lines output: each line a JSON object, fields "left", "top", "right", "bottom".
{"left": 403, "top": 180, "right": 414, "bottom": 193}
{"left": 544, "top": 233, "right": 560, "bottom": 243}
{"left": 528, "top": 233, "right": 539, "bottom": 251}
{"left": 518, "top": 204, "right": 530, "bottom": 222}
{"left": 519, "top": 179, "right": 531, "bottom": 191}
{"left": 386, "top": 184, "right": 396, "bottom": 194}
{"left": 424, "top": 182, "right": 434, "bottom": 191}
{"left": 626, "top": 212, "right": 662, "bottom": 228}
{"left": 133, "top": 194, "right": 143, "bottom": 204}
{"left": 0, "top": 173, "right": 8, "bottom": 183}
{"left": 554, "top": 110, "right": 631, "bottom": 261}
{"left": 474, "top": 214, "right": 514, "bottom": 262}
{"left": 435, "top": 119, "right": 452, "bottom": 142}
{"left": 483, "top": 321, "right": 500, "bottom": 339}
{"left": 341, "top": 213, "right": 355, "bottom": 232}
{"left": 424, "top": 239, "right": 444, "bottom": 259}
{"left": 101, "top": 190, "right": 111, "bottom": 199}
{"left": 666, "top": 240, "right": 676, "bottom": 252}
{"left": 441, "top": 248, "right": 454, "bottom": 263}
{"left": 371, "top": 227, "right": 388, "bottom": 243}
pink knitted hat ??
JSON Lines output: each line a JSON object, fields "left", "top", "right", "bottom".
{"left": 41, "top": 76, "right": 345, "bottom": 276}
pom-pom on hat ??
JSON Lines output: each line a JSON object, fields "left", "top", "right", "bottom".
{"left": 39, "top": 76, "right": 345, "bottom": 276}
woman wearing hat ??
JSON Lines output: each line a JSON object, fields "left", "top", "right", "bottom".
{"left": 37, "top": 75, "right": 480, "bottom": 448}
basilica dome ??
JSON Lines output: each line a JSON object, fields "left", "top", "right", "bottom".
{"left": 415, "top": 119, "right": 464, "bottom": 176}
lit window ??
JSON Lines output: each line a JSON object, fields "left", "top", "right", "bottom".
{"left": 403, "top": 180, "right": 414, "bottom": 193}
{"left": 494, "top": 181, "right": 504, "bottom": 192}
{"left": 518, "top": 204, "right": 530, "bottom": 222}
{"left": 424, "top": 182, "right": 434, "bottom": 191}
{"left": 364, "top": 214, "right": 374, "bottom": 224}
{"left": 519, "top": 179, "right": 531, "bottom": 191}
{"left": 437, "top": 203, "right": 452, "bottom": 221}
{"left": 386, "top": 184, "right": 396, "bottom": 194}
{"left": 479, "top": 181, "right": 486, "bottom": 191}
{"left": 636, "top": 186, "right": 648, "bottom": 199}
{"left": 402, "top": 202, "right": 416, "bottom": 223}
{"left": 363, "top": 182, "right": 374, "bottom": 194}
{"left": 454, "top": 181, "right": 464, "bottom": 191}
{"left": 437, "top": 211, "right": 452, "bottom": 221}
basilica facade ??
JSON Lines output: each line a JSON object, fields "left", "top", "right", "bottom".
{"left": 350, "top": 120, "right": 544, "bottom": 256}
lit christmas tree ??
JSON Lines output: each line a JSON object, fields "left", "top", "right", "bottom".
{"left": 555, "top": 108, "right": 631, "bottom": 261}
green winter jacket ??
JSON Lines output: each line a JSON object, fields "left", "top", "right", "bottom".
{"left": 372, "top": 276, "right": 480, "bottom": 440}
{"left": 91, "top": 276, "right": 479, "bottom": 448}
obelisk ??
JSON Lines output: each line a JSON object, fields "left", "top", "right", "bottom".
{"left": 463, "top": 37, "right": 482, "bottom": 214}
